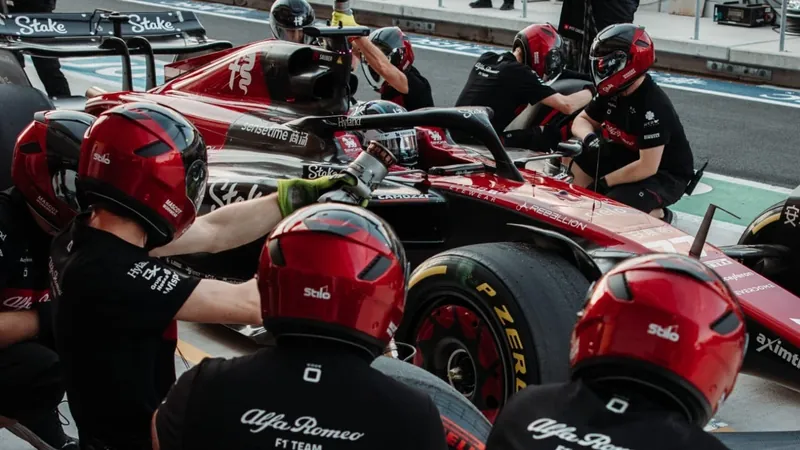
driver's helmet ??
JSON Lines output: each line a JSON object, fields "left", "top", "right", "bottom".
{"left": 12, "top": 110, "right": 91, "bottom": 233}
{"left": 258, "top": 203, "right": 409, "bottom": 357}
{"left": 350, "top": 100, "right": 418, "bottom": 168}
{"left": 512, "top": 23, "right": 566, "bottom": 82}
{"left": 77, "top": 103, "right": 208, "bottom": 250}
{"left": 269, "top": 0, "right": 316, "bottom": 44}
{"left": 571, "top": 254, "right": 746, "bottom": 427}
{"left": 361, "top": 27, "right": 415, "bottom": 89}
{"left": 589, "top": 23, "right": 655, "bottom": 96}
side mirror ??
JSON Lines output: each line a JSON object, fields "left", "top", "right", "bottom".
{"left": 557, "top": 139, "right": 583, "bottom": 158}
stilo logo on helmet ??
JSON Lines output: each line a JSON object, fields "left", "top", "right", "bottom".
{"left": 76, "top": 102, "right": 208, "bottom": 250}
{"left": 258, "top": 203, "right": 408, "bottom": 356}
{"left": 570, "top": 253, "right": 746, "bottom": 426}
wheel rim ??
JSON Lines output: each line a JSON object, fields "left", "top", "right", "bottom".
{"left": 413, "top": 299, "right": 505, "bottom": 423}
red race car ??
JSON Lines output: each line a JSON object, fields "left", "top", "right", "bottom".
{"left": 2, "top": 9, "right": 800, "bottom": 436}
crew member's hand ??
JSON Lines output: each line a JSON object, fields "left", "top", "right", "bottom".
{"left": 594, "top": 176, "right": 611, "bottom": 195}
{"left": 331, "top": 11, "right": 360, "bottom": 27}
{"left": 277, "top": 174, "right": 366, "bottom": 217}
{"left": 582, "top": 132, "right": 601, "bottom": 152}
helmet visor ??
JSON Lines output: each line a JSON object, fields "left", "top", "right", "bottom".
{"left": 365, "top": 129, "right": 418, "bottom": 166}
{"left": 185, "top": 159, "right": 208, "bottom": 213}
{"left": 590, "top": 50, "right": 627, "bottom": 87}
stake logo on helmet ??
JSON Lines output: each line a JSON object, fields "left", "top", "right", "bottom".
{"left": 590, "top": 24, "right": 655, "bottom": 96}
{"left": 12, "top": 110, "right": 94, "bottom": 231}
{"left": 258, "top": 203, "right": 409, "bottom": 356}
{"left": 361, "top": 27, "right": 415, "bottom": 90}
{"left": 77, "top": 102, "right": 208, "bottom": 249}
{"left": 350, "top": 100, "right": 419, "bottom": 168}
{"left": 512, "top": 23, "right": 566, "bottom": 82}
{"left": 570, "top": 253, "right": 746, "bottom": 426}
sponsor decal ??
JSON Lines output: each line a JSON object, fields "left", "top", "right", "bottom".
{"left": 208, "top": 181, "right": 267, "bottom": 212}
{"left": 648, "top": 323, "right": 680, "bottom": 342}
{"left": 724, "top": 271, "right": 755, "bottom": 282}
{"left": 128, "top": 14, "right": 175, "bottom": 33}
{"left": 48, "top": 256, "right": 62, "bottom": 296}
{"left": 643, "top": 236, "right": 706, "bottom": 257}
{"left": 386, "top": 321, "right": 398, "bottom": 338}
{"left": 756, "top": 332, "right": 800, "bottom": 370}
{"left": 645, "top": 111, "right": 656, "bottom": 121}
{"left": 517, "top": 202, "right": 587, "bottom": 231}
{"left": 784, "top": 205, "right": 799, "bottom": 228}
{"left": 239, "top": 121, "right": 309, "bottom": 146}
{"left": 228, "top": 52, "right": 256, "bottom": 95}
{"left": 127, "top": 261, "right": 182, "bottom": 295}
{"left": 585, "top": 201, "right": 632, "bottom": 218}
{"left": 428, "top": 129, "right": 444, "bottom": 142}
{"left": 36, "top": 196, "right": 58, "bottom": 216}
{"left": 303, "top": 363, "right": 322, "bottom": 384}
{"left": 375, "top": 193, "right": 432, "bottom": 200}
{"left": 14, "top": 16, "right": 67, "bottom": 35}
{"left": 643, "top": 133, "right": 660, "bottom": 140}
{"left": 602, "top": 122, "right": 636, "bottom": 149}
{"left": 337, "top": 116, "right": 361, "bottom": 128}
{"left": 442, "top": 416, "right": 485, "bottom": 450}
{"left": 240, "top": 411, "right": 365, "bottom": 440}
{"left": 734, "top": 284, "right": 776, "bottom": 296}
{"left": 526, "top": 418, "right": 631, "bottom": 450}
{"left": 478, "top": 284, "right": 528, "bottom": 391}
{"left": 622, "top": 67, "right": 637, "bottom": 80}
{"left": 1, "top": 289, "right": 49, "bottom": 311}
{"left": 625, "top": 226, "right": 673, "bottom": 239}
{"left": 458, "top": 107, "right": 486, "bottom": 119}
{"left": 474, "top": 61, "right": 500, "bottom": 76}
{"left": 318, "top": 53, "right": 333, "bottom": 62}
{"left": 339, "top": 135, "right": 360, "bottom": 150}
{"left": 93, "top": 152, "right": 110, "bottom": 164}
{"left": 302, "top": 165, "right": 344, "bottom": 180}
{"left": 644, "top": 110, "right": 660, "bottom": 127}
{"left": 704, "top": 257, "right": 733, "bottom": 269}
{"left": 303, "top": 286, "right": 331, "bottom": 300}
{"left": 449, "top": 185, "right": 499, "bottom": 202}
{"left": 162, "top": 199, "right": 183, "bottom": 218}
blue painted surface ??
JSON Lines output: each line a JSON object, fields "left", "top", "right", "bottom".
{"left": 58, "top": 0, "right": 800, "bottom": 107}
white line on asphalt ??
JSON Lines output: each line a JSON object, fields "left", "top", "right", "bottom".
{"left": 703, "top": 172, "right": 794, "bottom": 195}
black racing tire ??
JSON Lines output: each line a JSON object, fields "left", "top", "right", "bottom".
{"left": 396, "top": 242, "right": 590, "bottom": 422}
{"left": 371, "top": 356, "right": 490, "bottom": 450}
{"left": 737, "top": 200, "right": 800, "bottom": 295}
{"left": 0, "top": 49, "right": 33, "bottom": 87}
{"left": 0, "top": 85, "right": 55, "bottom": 190}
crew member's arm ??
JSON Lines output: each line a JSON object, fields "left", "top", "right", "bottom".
{"left": 602, "top": 112, "right": 671, "bottom": 187}
{"left": 603, "top": 145, "right": 664, "bottom": 187}
{"left": 541, "top": 89, "right": 593, "bottom": 115}
{"left": 571, "top": 95, "right": 607, "bottom": 141}
{"left": 175, "top": 279, "right": 260, "bottom": 325}
{"left": 150, "top": 175, "right": 356, "bottom": 258}
{"left": 0, "top": 311, "right": 38, "bottom": 348}
{"left": 331, "top": 12, "right": 410, "bottom": 94}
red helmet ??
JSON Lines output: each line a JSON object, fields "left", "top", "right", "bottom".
{"left": 362, "top": 27, "right": 415, "bottom": 88}
{"left": 77, "top": 103, "right": 208, "bottom": 249}
{"left": 258, "top": 203, "right": 409, "bottom": 355}
{"left": 12, "top": 110, "right": 93, "bottom": 231}
{"left": 512, "top": 23, "right": 566, "bottom": 81}
{"left": 570, "top": 254, "right": 746, "bottom": 426}
{"left": 590, "top": 24, "right": 655, "bottom": 96}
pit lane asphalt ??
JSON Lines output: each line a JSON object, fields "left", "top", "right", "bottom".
{"left": 61, "top": 0, "right": 800, "bottom": 188}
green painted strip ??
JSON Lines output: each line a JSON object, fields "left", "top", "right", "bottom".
{"left": 671, "top": 178, "right": 787, "bottom": 226}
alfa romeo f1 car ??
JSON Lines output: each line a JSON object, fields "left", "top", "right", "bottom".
{"left": 3, "top": 9, "right": 800, "bottom": 435}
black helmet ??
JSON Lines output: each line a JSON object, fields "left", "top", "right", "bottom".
{"left": 269, "top": 0, "right": 316, "bottom": 44}
{"left": 350, "top": 100, "right": 418, "bottom": 168}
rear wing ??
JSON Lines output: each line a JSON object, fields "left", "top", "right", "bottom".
{"left": 0, "top": 9, "right": 233, "bottom": 90}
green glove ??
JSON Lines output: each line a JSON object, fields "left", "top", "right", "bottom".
{"left": 277, "top": 174, "right": 367, "bottom": 217}
{"left": 331, "top": 11, "right": 360, "bottom": 27}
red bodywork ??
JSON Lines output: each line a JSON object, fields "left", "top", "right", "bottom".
{"left": 84, "top": 39, "right": 800, "bottom": 353}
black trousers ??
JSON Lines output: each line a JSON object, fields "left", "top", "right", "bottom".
{"left": 8, "top": 0, "right": 71, "bottom": 98}
{"left": 0, "top": 340, "right": 64, "bottom": 422}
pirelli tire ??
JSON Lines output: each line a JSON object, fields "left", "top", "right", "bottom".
{"left": 396, "top": 242, "right": 590, "bottom": 423}
{"left": 371, "top": 356, "right": 490, "bottom": 450}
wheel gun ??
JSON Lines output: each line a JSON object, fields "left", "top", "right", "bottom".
{"left": 318, "top": 140, "right": 397, "bottom": 205}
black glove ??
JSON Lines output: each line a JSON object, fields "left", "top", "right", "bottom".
{"left": 594, "top": 177, "right": 611, "bottom": 195}
{"left": 582, "top": 132, "right": 601, "bottom": 152}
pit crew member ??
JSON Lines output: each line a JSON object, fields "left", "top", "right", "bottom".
{"left": 0, "top": 110, "right": 86, "bottom": 450}
{"left": 269, "top": 0, "right": 316, "bottom": 44}
{"left": 6, "top": 0, "right": 71, "bottom": 98}
{"left": 332, "top": 12, "right": 434, "bottom": 111}
{"left": 486, "top": 253, "right": 745, "bottom": 450}
{"left": 570, "top": 24, "right": 694, "bottom": 221}
{"left": 49, "top": 103, "right": 365, "bottom": 450}
{"left": 350, "top": 100, "right": 419, "bottom": 168}
{"left": 151, "top": 204, "right": 448, "bottom": 450}
{"left": 454, "top": 23, "right": 594, "bottom": 145}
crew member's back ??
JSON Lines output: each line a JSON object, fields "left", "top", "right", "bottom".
{"left": 156, "top": 340, "right": 445, "bottom": 450}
